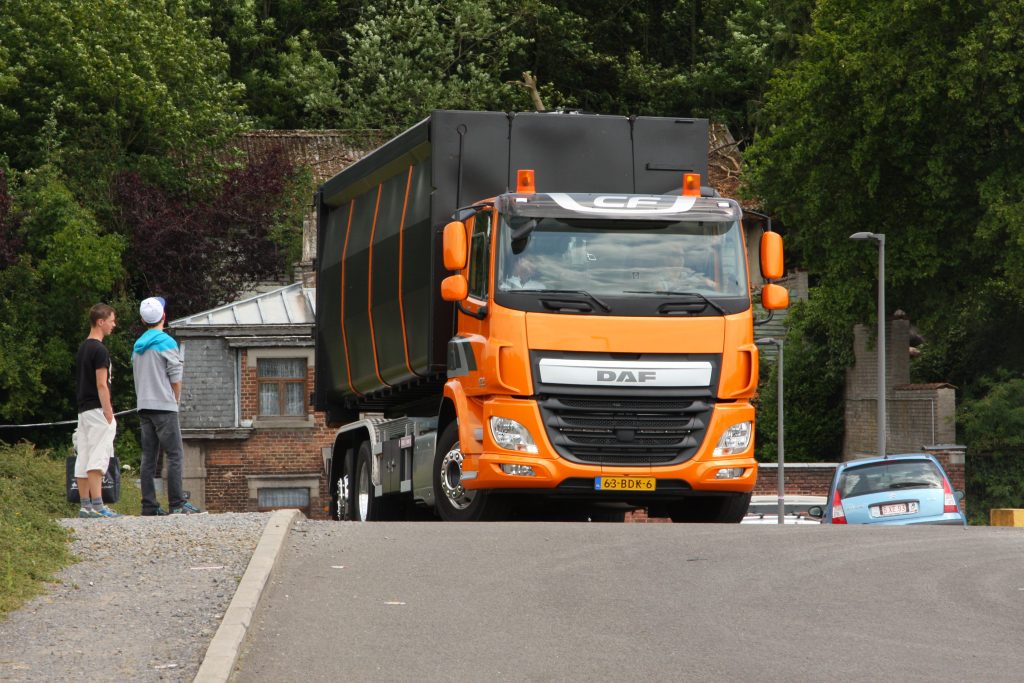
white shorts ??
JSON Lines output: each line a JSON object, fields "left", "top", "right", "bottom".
{"left": 74, "top": 409, "right": 116, "bottom": 477}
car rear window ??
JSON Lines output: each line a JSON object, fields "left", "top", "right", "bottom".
{"left": 838, "top": 460, "right": 944, "bottom": 498}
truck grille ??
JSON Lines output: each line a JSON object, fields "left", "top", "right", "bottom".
{"left": 537, "top": 396, "right": 712, "bottom": 466}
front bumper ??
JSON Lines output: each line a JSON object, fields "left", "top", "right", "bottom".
{"left": 460, "top": 397, "right": 757, "bottom": 495}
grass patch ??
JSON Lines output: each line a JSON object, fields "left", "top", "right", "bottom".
{"left": 0, "top": 442, "right": 75, "bottom": 618}
{"left": 0, "top": 442, "right": 143, "bottom": 619}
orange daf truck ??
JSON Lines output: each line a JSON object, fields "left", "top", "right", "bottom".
{"left": 314, "top": 110, "right": 788, "bottom": 522}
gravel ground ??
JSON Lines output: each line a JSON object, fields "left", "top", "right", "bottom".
{"left": 0, "top": 512, "right": 271, "bottom": 682}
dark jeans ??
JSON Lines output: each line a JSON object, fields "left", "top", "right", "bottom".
{"left": 139, "top": 410, "right": 184, "bottom": 512}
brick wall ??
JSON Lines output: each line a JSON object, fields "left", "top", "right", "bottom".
{"left": 753, "top": 463, "right": 837, "bottom": 496}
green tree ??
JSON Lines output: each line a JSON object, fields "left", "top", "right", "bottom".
{"left": 507, "top": 0, "right": 811, "bottom": 140}
{"left": 339, "top": 0, "right": 529, "bottom": 132}
{"left": 0, "top": 0, "right": 247, "bottom": 203}
{"left": 0, "top": 165, "right": 125, "bottom": 424}
{"left": 195, "top": 0, "right": 348, "bottom": 128}
{"left": 755, "top": 296, "right": 850, "bottom": 463}
{"left": 745, "top": 0, "right": 1024, "bottom": 453}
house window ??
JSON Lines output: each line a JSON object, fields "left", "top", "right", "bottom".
{"left": 257, "top": 486, "right": 310, "bottom": 511}
{"left": 257, "top": 358, "right": 306, "bottom": 416}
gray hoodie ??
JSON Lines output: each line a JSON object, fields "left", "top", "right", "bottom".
{"left": 132, "top": 329, "right": 183, "bottom": 412}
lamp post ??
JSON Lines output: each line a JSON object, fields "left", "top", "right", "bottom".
{"left": 756, "top": 337, "right": 784, "bottom": 524}
{"left": 849, "top": 232, "right": 886, "bottom": 457}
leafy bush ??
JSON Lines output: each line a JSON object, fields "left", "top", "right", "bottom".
{"left": 960, "top": 377, "right": 1024, "bottom": 524}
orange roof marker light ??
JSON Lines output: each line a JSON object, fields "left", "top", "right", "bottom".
{"left": 517, "top": 169, "right": 536, "bottom": 194}
{"left": 682, "top": 172, "right": 701, "bottom": 197}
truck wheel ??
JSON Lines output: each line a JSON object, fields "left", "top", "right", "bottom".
{"left": 668, "top": 492, "right": 751, "bottom": 523}
{"left": 354, "top": 442, "right": 386, "bottom": 522}
{"left": 433, "top": 422, "right": 507, "bottom": 522}
{"left": 332, "top": 447, "right": 355, "bottom": 521}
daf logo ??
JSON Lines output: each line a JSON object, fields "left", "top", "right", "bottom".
{"left": 597, "top": 370, "right": 657, "bottom": 383}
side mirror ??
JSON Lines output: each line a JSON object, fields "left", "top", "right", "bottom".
{"left": 760, "top": 231, "right": 784, "bottom": 280}
{"left": 443, "top": 221, "right": 468, "bottom": 271}
{"left": 955, "top": 490, "right": 965, "bottom": 503}
{"left": 441, "top": 274, "right": 468, "bottom": 301}
{"left": 807, "top": 505, "right": 824, "bottom": 520}
{"left": 761, "top": 283, "right": 790, "bottom": 310}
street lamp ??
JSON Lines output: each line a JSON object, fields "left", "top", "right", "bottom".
{"left": 756, "top": 337, "right": 784, "bottom": 524}
{"left": 849, "top": 231, "right": 886, "bottom": 457}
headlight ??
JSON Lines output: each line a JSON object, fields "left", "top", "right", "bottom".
{"left": 713, "top": 421, "right": 752, "bottom": 456}
{"left": 490, "top": 416, "right": 539, "bottom": 454}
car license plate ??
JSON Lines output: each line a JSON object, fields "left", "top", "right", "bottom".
{"left": 595, "top": 477, "right": 656, "bottom": 491}
{"left": 879, "top": 501, "right": 918, "bottom": 516}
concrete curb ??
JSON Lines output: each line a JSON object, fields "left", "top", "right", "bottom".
{"left": 193, "top": 508, "right": 302, "bottom": 683}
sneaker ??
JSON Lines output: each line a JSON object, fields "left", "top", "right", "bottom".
{"left": 78, "top": 508, "right": 103, "bottom": 519}
{"left": 170, "top": 501, "right": 205, "bottom": 515}
{"left": 96, "top": 506, "right": 122, "bottom": 518}
{"left": 141, "top": 507, "right": 169, "bottom": 517}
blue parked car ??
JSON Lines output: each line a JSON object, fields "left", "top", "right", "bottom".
{"left": 807, "top": 454, "right": 966, "bottom": 526}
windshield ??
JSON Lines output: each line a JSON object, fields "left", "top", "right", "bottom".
{"left": 496, "top": 216, "right": 748, "bottom": 299}
{"left": 837, "top": 460, "right": 945, "bottom": 498}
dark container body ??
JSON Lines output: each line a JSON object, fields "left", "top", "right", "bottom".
{"left": 314, "top": 111, "right": 709, "bottom": 422}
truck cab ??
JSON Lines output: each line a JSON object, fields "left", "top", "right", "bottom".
{"left": 434, "top": 179, "right": 787, "bottom": 521}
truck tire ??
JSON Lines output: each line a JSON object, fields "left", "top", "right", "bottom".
{"left": 354, "top": 442, "right": 389, "bottom": 521}
{"left": 668, "top": 492, "right": 752, "bottom": 523}
{"left": 333, "top": 447, "right": 355, "bottom": 521}
{"left": 433, "top": 422, "right": 507, "bottom": 522}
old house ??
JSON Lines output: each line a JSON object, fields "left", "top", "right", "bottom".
{"left": 170, "top": 283, "right": 336, "bottom": 517}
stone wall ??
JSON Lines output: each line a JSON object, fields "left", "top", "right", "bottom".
{"left": 178, "top": 338, "right": 236, "bottom": 429}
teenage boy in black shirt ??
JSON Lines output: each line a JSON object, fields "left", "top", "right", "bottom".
{"left": 74, "top": 303, "right": 120, "bottom": 518}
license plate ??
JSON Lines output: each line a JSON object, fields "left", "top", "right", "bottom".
{"left": 595, "top": 477, "right": 656, "bottom": 491}
{"left": 879, "top": 501, "right": 918, "bottom": 516}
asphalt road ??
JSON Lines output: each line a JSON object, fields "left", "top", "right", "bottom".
{"left": 234, "top": 522, "right": 1024, "bottom": 682}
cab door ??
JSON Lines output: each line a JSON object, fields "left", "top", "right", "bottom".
{"left": 456, "top": 209, "right": 494, "bottom": 399}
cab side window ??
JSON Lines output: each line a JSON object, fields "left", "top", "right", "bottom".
{"left": 467, "top": 211, "right": 491, "bottom": 301}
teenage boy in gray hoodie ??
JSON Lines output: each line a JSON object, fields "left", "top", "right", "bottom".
{"left": 132, "top": 297, "right": 202, "bottom": 515}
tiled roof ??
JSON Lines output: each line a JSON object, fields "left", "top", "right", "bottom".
{"left": 232, "top": 130, "right": 384, "bottom": 184}
{"left": 170, "top": 282, "right": 315, "bottom": 327}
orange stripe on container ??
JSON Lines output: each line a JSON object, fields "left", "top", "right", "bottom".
{"left": 366, "top": 184, "right": 388, "bottom": 387}
{"left": 397, "top": 165, "right": 422, "bottom": 377}
{"left": 340, "top": 201, "right": 361, "bottom": 396}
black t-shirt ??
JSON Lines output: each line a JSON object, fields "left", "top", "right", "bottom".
{"left": 76, "top": 338, "right": 111, "bottom": 413}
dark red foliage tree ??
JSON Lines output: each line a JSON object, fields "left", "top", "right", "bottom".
{"left": 116, "top": 148, "right": 301, "bottom": 316}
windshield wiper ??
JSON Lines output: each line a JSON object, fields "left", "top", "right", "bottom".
{"left": 624, "top": 290, "right": 728, "bottom": 316}
{"left": 518, "top": 289, "right": 611, "bottom": 312}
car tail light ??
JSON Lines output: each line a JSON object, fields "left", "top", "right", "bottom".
{"left": 831, "top": 488, "right": 846, "bottom": 524}
{"left": 942, "top": 477, "right": 958, "bottom": 514}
